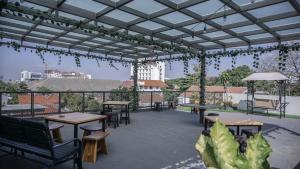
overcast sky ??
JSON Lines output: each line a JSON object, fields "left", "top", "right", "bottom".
{"left": 0, "top": 46, "right": 257, "bottom": 81}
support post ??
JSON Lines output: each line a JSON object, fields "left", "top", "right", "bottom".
{"left": 246, "top": 82, "right": 249, "bottom": 115}
{"left": 251, "top": 81, "right": 254, "bottom": 114}
{"left": 199, "top": 51, "right": 206, "bottom": 124}
{"left": 58, "top": 92, "right": 61, "bottom": 114}
{"left": 283, "top": 80, "right": 286, "bottom": 117}
{"left": 0, "top": 92, "right": 2, "bottom": 115}
{"left": 82, "top": 92, "right": 85, "bottom": 113}
{"left": 150, "top": 91, "right": 153, "bottom": 109}
{"left": 132, "top": 59, "right": 139, "bottom": 111}
{"left": 31, "top": 92, "right": 34, "bottom": 118}
{"left": 278, "top": 81, "right": 283, "bottom": 118}
{"left": 199, "top": 51, "right": 206, "bottom": 106}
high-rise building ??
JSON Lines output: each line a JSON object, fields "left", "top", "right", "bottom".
{"left": 20, "top": 71, "right": 43, "bottom": 82}
{"left": 130, "top": 62, "right": 165, "bottom": 82}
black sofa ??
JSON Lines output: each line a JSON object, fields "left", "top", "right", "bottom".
{"left": 0, "top": 115, "right": 82, "bottom": 169}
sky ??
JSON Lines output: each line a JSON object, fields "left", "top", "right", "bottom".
{"left": 0, "top": 45, "right": 255, "bottom": 81}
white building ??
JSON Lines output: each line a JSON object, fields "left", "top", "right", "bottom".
{"left": 44, "top": 70, "right": 92, "bottom": 79}
{"left": 130, "top": 62, "right": 165, "bottom": 82}
{"left": 21, "top": 71, "right": 43, "bottom": 82}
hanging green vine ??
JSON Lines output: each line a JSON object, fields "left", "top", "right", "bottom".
{"left": 0, "top": 1, "right": 300, "bottom": 71}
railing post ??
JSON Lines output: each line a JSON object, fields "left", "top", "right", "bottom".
{"left": 150, "top": 91, "right": 153, "bottom": 108}
{"left": 58, "top": 92, "right": 61, "bottom": 114}
{"left": 82, "top": 92, "right": 85, "bottom": 113}
{"left": 31, "top": 92, "right": 34, "bottom": 118}
{"left": 103, "top": 92, "right": 106, "bottom": 102}
{"left": 184, "top": 92, "right": 186, "bottom": 104}
{"left": 0, "top": 92, "right": 2, "bottom": 115}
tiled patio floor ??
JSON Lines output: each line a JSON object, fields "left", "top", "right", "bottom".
{"left": 0, "top": 110, "right": 299, "bottom": 169}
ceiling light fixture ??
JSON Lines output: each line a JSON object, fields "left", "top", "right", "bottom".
{"left": 223, "top": 5, "right": 227, "bottom": 22}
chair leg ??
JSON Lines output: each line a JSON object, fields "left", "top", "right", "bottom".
{"left": 98, "top": 139, "right": 108, "bottom": 154}
{"left": 77, "top": 150, "right": 82, "bottom": 169}
{"left": 82, "top": 140, "right": 97, "bottom": 163}
{"left": 52, "top": 128, "right": 63, "bottom": 143}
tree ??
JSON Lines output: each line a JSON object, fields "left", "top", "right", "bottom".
{"left": 215, "top": 65, "right": 253, "bottom": 87}
{"left": 37, "top": 86, "right": 52, "bottom": 92}
{"left": 258, "top": 50, "right": 300, "bottom": 95}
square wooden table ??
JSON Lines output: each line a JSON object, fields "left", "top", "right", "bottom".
{"left": 204, "top": 116, "right": 263, "bottom": 135}
{"left": 45, "top": 113, "right": 107, "bottom": 139}
{"left": 103, "top": 101, "right": 130, "bottom": 124}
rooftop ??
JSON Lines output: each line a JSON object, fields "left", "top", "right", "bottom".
{"left": 27, "top": 78, "right": 122, "bottom": 91}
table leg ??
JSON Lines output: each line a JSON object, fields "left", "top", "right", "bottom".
{"left": 127, "top": 104, "right": 130, "bottom": 124}
{"left": 199, "top": 108, "right": 205, "bottom": 124}
{"left": 258, "top": 125, "right": 262, "bottom": 132}
{"left": 237, "top": 126, "right": 240, "bottom": 135}
{"left": 204, "top": 119, "right": 208, "bottom": 130}
{"left": 74, "top": 124, "right": 78, "bottom": 146}
{"left": 102, "top": 119, "right": 106, "bottom": 132}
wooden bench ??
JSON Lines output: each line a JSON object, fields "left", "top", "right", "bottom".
{"left": 253, "top": 99, "right": 279, "bottom": 115}
{"left": 82, "top": 131, "right": 110, "bottom": 163}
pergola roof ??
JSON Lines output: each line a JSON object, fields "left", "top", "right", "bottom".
{"left": 1, "top": 0, "right": 300, "bottom": 60}
{"left": 242, "top": 72, "right": 288, "bottom": 81}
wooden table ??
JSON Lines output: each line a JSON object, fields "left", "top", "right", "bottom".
{"left": 204, "top": 116, "right": 263, "bottom": 135}
{"left": 103, "top": 101, "right": 130, "bottom": 124}
{"left": 45, "top": 113, "right": 107, "bottom": 139}
{"left": 180, "top": 104, "right": 219, "bottom": 124}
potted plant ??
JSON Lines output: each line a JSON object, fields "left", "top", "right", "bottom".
{"left": 195, "top": 121, "right": 272, "bottom": 169}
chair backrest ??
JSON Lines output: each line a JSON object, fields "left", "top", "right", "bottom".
{"left": 22, "top": 119, "right": 53, "bottom": 150}
{"left": 0, "top": 115, "right": 24, "bottom": 142}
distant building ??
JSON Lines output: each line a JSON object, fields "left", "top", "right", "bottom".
{"left": 121, "top": 80, "right": 167, "bottom": 91}
{"left": 130, "top": 61, "right": 165, "bottom": 82}
{"left": 27, "top": 78, "right": 122, "bottom": 91}
{"left": 44, "top": 69, "right": 92, "bottom": 79}
{"left": 21, "top": 71, "right": 43, "bottom": 82}
{"left": 178, "top": 85, "right": 247, "bottom": 104}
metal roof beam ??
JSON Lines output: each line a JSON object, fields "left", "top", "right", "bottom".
{"left": 220, "top": 0, "right": 281, "bottom": 42}
{"left": 288, "top": 0, "right": 300, "bottom": 14}
{"left": 21, "top": 0, "right": 66, "bottom": 41}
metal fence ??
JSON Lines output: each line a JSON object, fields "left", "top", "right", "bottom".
{"left": 0, "top": 90, "right": 223, "bottom": 118}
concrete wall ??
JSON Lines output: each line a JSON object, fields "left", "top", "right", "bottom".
{"left": 228, "top": 93, "right": 300, "bottom": 116}
{"left": 178, "top": 93, "right": 300, "bottom": 116}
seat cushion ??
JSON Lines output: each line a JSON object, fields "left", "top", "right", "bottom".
{"left": 83, "top": 131, "right": 110, "bottom": 141}
{"left": 52, "top": 143, "right": 79, "bottom": 159}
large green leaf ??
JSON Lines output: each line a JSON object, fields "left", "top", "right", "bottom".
{"left": 210, "top": 120, "right": 240, "bottom": 169}
{"left": 244, "top": 132, "right": 272, "bottom": 169}
{"left": 195, "top": 135, "right": 218, "bottom": 168}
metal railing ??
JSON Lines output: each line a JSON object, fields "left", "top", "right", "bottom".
{"left": 0, "top": 90, "right": 223, "bottom": 118}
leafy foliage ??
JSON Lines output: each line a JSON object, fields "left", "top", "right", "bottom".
{"left": 0, "top": 81, "right": 29, "bottom": 104}
{"left": 195, "top": 121, "right": 272, "bottom": 169}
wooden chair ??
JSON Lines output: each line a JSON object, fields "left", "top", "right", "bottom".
{"left": 241, "top": 129, "right": 255, "bottom": 138}
{"left": 119, "top": 106, "right": 129, "bottom": 124}
{"left": 82, "top": 131, "right": 110, "bottom": 163}
{"left": 48, "top": 123, "right": 64, "bottom": 143}
{"left": 80, "top": 125, "right": 103, "bottom": 136}
{"left": 103, "top": 107, "right": 119, "bottom": 128}
{"left": 154, "top": 102, "right": 162, "bottom": 111}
